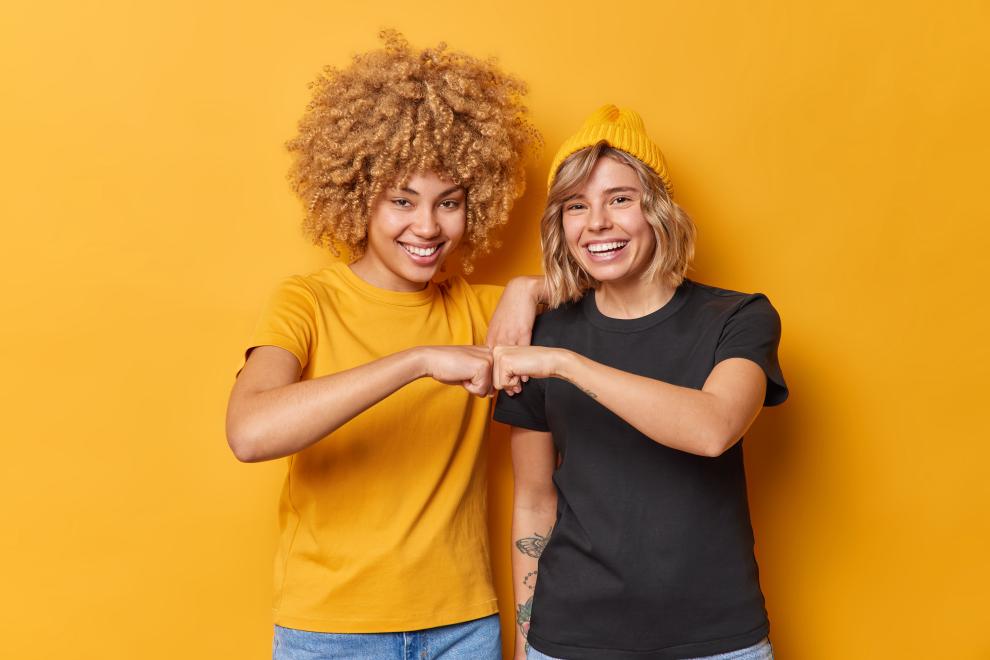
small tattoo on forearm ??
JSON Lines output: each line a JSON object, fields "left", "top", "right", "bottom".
{"left": 523, "top": 570, "right": 537, "bottom": 590}
{"left": 561, "top": 375, "right": 598, "bottom": 399}
{"left": 515, "top": 523, "right": 554, "bottom": 558}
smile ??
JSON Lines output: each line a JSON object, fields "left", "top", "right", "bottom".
{"left": 398, "top": 241, "right": 444, "bottom": 264}
{"left": 400, "top": 243, "right": 441, "bottom": 256}
{"left": 585, "top": 240, "right": 629, "bottom": 260}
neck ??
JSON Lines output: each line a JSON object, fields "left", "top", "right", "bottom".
{"left": 349, "top": 256, "right": 427, "bottom": 293}
{"left": 595, "top": 276, "right": 677, "bottom": 319}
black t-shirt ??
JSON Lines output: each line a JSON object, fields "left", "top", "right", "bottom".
{"left": 493, "top": 280, "right": 788, "bottom": 660}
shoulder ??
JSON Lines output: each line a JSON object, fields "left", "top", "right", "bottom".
{"left": 687, "top": 281, "right": 783, "bottom": 352}
{"left": 440, "top": 275, "right": 503, "bottom": 303}
{"left": 538, "top": 298, "right": 584, "bottom": 325}
{"left": 297, "top": 263, "right": 351, "bottom": 295}
{"left": 685, "top": 280, "right": 780, "bottom": 321}
{"left": 530, "top": 298, "right": 586, "bottom": 346}
{"left": 438, "top": 275, "right": 499, "bottom": 297}
{"left": 264, "top": 271, "right": 323, "bottom": 306}
{"left": 436, "top": 275, "right": 507, "bottom": 323}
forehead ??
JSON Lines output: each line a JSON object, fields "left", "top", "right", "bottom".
{"left": 393, "top": 170, "right": 463, "bottom": 193}
{"left": 578, "top": 156, "right": 641, "bottom": 195}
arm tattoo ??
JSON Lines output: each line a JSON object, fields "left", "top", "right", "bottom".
{"left": 523, "top": 570, "right": 537, "bottom": 590}
{"left": 516, "top": 595, "right": 533, "bottom": 643}
{"left": 516, "top": 524, "right": 552, "bottom": 649}
{"left": 560, "top": 375, "right": 598, "bottom": 399}
{"left": 515, "top": 523, "right": 554, "bottom": 558}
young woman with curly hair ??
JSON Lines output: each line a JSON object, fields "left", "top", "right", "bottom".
{"left": 225, "top": 31, "right": 542, "bottom": 659}
{"left": 492, "top": 106, "right": 788, "bottom": 659}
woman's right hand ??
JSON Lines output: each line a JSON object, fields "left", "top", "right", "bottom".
{"left": 417, "top": 345, "right": 494, "bottom": 397}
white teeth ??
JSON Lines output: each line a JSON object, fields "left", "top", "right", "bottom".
{"left": 587, "top": 241, "right": 628, "bottom": 254}
{"left": 401, "top": 243, "right": 440, "bottom": 257}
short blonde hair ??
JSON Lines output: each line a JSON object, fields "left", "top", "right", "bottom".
{"left": 286, "top": 30, "right": 541, "bottom": 269}
{"left": 541, "top": 142, "right": 696, "bottom": 308}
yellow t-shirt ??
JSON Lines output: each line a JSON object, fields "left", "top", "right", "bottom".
{"left": 246, "top": 261, "right": 504, "bottom": 633}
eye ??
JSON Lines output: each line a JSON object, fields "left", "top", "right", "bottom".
{"left": 392, "top": 198, "right": 412, "bottom": 208}
{"left": 439, "top": 199, "right": 461, "bottom": 210}
{"left": 611, "top": 195, "right": 633, "bottom": 205}
{"left": 565, "top": 202, "right": 587, "bottom": 212}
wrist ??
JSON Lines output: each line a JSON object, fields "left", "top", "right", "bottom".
{"left": 404, "top": 346, "right": 432, "bottom": 380}
{"left": 551, "top": 348, "right": 579, "bottom": 380}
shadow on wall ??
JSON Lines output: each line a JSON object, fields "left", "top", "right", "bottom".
{"left": 743, "top": 345, "right": 820, "bottom": 660}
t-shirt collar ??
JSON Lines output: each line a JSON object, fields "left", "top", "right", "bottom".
{"left": 582, "top": 279, "right": 693, "bottom": 332}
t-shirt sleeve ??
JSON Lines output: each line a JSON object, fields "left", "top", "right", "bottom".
{"left": 493, "top": 378, "right": 549, "bottom": 432}
{"left": 714, "top": 294, "right": 789, "bottom": 406}
{"left": 243, "top": 276, "right": 317, "bottom": 371}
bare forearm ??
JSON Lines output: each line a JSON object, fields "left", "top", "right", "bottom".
{"left": 511, "top": 495, "right": 556, "bottom": 658}
{"left": 555, "top": 351, "right": 731, "bottom": 457}
{"left": 227, "top": 349, "right": 424, "bottom": 462}
{"left": 486, "top": 275, "right": 548, "bottom": 349}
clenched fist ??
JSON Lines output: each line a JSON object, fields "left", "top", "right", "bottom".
{"left": 492, "top": 346, "right": 570, "bottom": 395}
{"left": 418, "top": 345, "right": 494, "bottom": 397}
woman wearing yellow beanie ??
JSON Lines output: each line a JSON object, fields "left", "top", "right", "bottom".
{"left": 492, "top": 105, "right": 788, "bottom": 659}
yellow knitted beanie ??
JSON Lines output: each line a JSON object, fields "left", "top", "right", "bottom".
{"left": 547, "top": 104, "right": 673, "bottom": 197}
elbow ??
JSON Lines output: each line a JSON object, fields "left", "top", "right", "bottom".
{"left": 226, "top": 419, "right": 265, "bottom": 463}
{"left": 513, "top": 483, "right": 557, "bottom": 512}
{"left": 700, "top": 442, "right": 729, "bottom": 459}
{"left": 697, "top": 421, "right": 738, "bottom": 458}
{"left": 227, "top": 434, "right": 260, "bottom": 463}
{"left": 230, "top": 445, "right": 262, "bottom": 464}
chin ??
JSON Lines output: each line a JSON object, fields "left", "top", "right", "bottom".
{"left": 581, "top": 262, "right": 630, "bottom": 283}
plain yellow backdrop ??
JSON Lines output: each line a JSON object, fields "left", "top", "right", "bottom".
{"left": 2, "top": 1, "right": 988, "bottom": 658}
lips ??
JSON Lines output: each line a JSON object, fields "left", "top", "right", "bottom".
{"left": 398, "top": 241, "right": 444, "bottom": 265}
{"left": 586, "top": 240, "right": 628, "bottom": 254}
{"left": 583, "top": 239, "right": 629, "bottom": 262}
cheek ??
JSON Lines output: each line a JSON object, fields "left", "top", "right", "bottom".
{"left": 442, "top": 212, "right": 467, "bottom": 245}
{"left": 367, "top": 211, "right": 398, "bottom": 244}
{"left": 561, "top": 216, "right": 583, "bottom": 248}
{"left": 620, "top": 210, "right": 655, "bottom": 243}
{"left": 561, "top": 218, "right": 588, "bottom": 263}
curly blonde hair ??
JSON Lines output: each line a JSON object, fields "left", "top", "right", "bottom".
{"left": 286, "top": 30, "right": 541, "bottom": 268}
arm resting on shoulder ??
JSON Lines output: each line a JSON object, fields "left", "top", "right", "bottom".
{"left": 486, "top": 276, "right": 547, "bottom": 348}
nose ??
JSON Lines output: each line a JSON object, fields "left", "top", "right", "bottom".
{"left": 411, "top": 207, "right": 441, "bottom": 238}
{"left": 586, "top": 204, "right": 612, "bottom": 231}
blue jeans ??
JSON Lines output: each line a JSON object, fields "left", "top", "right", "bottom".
{"left": 526, "top": 637, "right": 773, "bottom": 660}
{"left": 273, "top": 614, "right": 502, "bottom": 659}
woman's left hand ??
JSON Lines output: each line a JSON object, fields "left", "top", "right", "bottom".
{"left": 492, "top": 345, "right": 569, "bottom": 395}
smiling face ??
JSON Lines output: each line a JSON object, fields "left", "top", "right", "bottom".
{"left": 561, "top": 156, "right": 656, "bottom": 286}
{"left": 351, "top": 171, "right": 467, "bottom": 291}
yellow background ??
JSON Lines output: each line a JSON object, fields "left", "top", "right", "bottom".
{"left": 2, "top": 1, "right": 988, "bottom": 658}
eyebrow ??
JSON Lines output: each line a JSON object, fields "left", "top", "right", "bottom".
{"left": 562, "top": 186, "right": 638, "bottom": 202}
{"left": 398, "top": 185, "right": 465, "bottom": 197}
